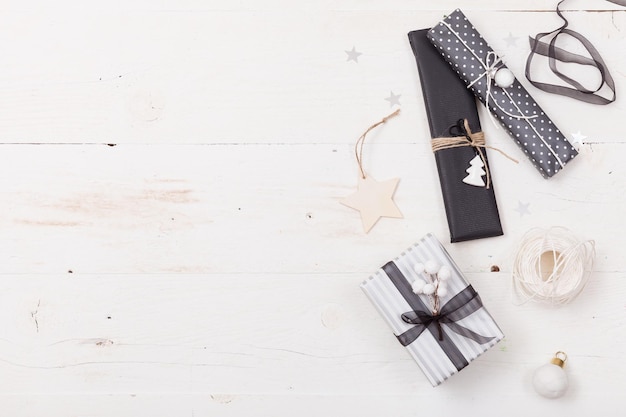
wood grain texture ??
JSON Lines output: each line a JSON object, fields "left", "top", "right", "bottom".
{"left": 0, "top": 7, "right": 623, "bottom": 144}
{"left": 0, "top": 0, "right": 624, "bottom": 415}
{"left": 0, "top": 143, "right": 622, "bottom": 274}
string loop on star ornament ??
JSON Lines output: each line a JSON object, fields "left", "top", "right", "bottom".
{"left": 511, "top": 227, "right": 595, "bottom": 306}
{"left": 355, "top": 109, "right": 400, "bottom": 179}
{"left": 339, "top": 109, "right": 403, "bottom": 233}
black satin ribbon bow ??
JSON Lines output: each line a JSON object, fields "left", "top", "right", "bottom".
{"left": 382, "top": 261, "right": 495, "bottom": 371}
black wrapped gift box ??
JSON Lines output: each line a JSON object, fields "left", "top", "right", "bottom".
{"left": 408, "top": 28, "right": 503, "bottom": 242}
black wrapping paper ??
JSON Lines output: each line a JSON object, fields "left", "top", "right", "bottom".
{"left": 427, "top": 9, "right": 578, "bottom": 178}
{"left": 408, "top": 29, "right": 503, "bottom": 243}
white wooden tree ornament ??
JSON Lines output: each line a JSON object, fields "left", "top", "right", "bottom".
{"left": 463, "top": 154, "right": 486, "bottom": 187}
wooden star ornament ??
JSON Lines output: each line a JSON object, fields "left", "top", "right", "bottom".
{"left": 341, "top": 175, "right": 403, "bottom": 233}
{"left": 340, "top": 109, "right": 402, "bottom": 233}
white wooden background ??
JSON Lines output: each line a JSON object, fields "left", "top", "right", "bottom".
{"left": 1, "top": 0, "right": 624, "bottom": 415}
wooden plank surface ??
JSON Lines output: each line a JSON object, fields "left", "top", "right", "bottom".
{"left": 0, "top": 0, "right": 624, "bottom": 415}
{"left": 0, "top": 8, "right": 623, "bottom": 144}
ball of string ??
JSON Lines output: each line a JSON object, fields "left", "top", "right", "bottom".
{"left": 512, "top": 227, "right": 595, "bottom": 305}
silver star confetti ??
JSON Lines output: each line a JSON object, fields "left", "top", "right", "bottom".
{"left": 515, "top": 201, "right": 531, "bottom": 217}
{"left": 385, "top": 91, "right": 401, "bottom": 107}
{"left": 503, "top": 32, "right": 519, "bottom": 48}
{"left": 345, "top": 46, "right": 362, "bottom": 63}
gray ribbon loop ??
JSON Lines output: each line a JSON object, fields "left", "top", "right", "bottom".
{"left": 525, "top": 0, "right": 623, "bottom": 105}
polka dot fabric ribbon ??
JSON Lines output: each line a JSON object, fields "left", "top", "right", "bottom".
{"left": 427, "top": 9, "right": 578, "bottom": 179}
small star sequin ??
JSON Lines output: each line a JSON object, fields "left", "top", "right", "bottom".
{"left": 515, "top": 201, "right": 531, "bottom": 217}
{"left": 384, "top": 91, "right": 401, "bottom": 107}
{"left": 345, "top": 46, "right": 362, "bottom": 63}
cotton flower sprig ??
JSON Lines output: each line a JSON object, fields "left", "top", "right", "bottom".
{"left": 411, "top": 260, "right": 452, "bottom": 315}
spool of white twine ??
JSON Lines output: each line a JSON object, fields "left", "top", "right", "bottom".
{"left": 512, "top": 227, "right": 595, "bottom": 305}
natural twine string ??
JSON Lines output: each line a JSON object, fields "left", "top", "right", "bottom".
{"left": 512, "top": 227, "right": 595, "bottom": 306}
{"left": 355, "top": 109, "right": 400, "bottom": 179}
{"left": 431, "top": 119, "right": 518, "bottom": 189}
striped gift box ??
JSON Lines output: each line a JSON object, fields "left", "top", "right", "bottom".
{"left": 361, "top": 233, "right": 503, "bottom": 386}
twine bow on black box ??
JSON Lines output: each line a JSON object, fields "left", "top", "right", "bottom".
{"left": 431, "top": 119, "right": 518, "bottom": 189}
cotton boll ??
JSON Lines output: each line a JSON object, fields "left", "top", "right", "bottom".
{"left": 436, "top": 285, "right": 448, "bottom": 297}
{"left": 422, "top": 283, "right": 436, "bottom": 295}
{"left": 437, "top": 266, "right": 452, "bottom": 280}
{"left": 424, "top": 260, "right": 440, "bottom": 275}
{"left": 413, "top": 263, "right": 425, "bottom": 274}
{"left": 411, "top": 279, "right": 426, "bottom": 294}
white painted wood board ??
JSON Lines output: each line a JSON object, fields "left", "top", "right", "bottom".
{"left": 0, "top": 1, "right": 624, "bottom": 415}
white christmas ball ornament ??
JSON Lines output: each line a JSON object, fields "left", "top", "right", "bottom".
{"left": 437, "top": 266, "right": 452, "bottom": 280}
{"left": 413, "top": 263, "right": 425, "bottom": 274}
{"left": 422, "top": 283, "right": 436, "bottom": 295}
{"left": 494, "top": 68, "right": 515, "bottom": 88}
{"left": 424, "top": 260, "right": 440, "bottom": 275}
{"left": 532, "top": 352, "right": 569, "bottom": 399}
{"left": 411, "top": 279, "right": 426, "bottom": 294}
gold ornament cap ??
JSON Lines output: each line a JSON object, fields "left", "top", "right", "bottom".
{"left": 550, "top": 351, "right": 568, "bottom": 368}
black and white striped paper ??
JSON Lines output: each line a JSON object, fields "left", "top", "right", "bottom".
{"left": 360, "top": 234, "right": 503, "bottom": 386}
